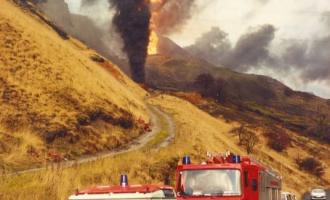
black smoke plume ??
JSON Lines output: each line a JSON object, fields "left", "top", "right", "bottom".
{"left": 109, "top": 0, "right": 151, "bottom": 83}
{"left": 187, "top": 25, "right": 275, "bottom": 71}
{"left": 187, "top": 14, "right": 330, "bottom": 84}
{"left": 224, "top": 24, "right": 275, "bottom": 70}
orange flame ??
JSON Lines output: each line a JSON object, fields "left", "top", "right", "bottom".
{"left": 147, "top": 0, "right": 164, "bottom": 55}
{"left": 148, "top": 30, "right": 159, "bottom": 55}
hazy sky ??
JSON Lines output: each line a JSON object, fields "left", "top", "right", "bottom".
{"left": 66, "top": 0, "right": 329, "bottom": 44}
{"left": 66, "top": 0, "right": 330, "bottom": 98}
{"left": 171, "top": 0, "right": 330, "bottom": 45}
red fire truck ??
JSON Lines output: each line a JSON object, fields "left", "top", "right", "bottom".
{"left": 68, "top": 175, "right": 176, "bottom": 200}
{"left": 175, "top": 152, "right": 282, "bottom": 200}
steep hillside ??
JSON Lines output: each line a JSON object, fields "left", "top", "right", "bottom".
{"left": 0, "top": 0, "right": 148, "bottom": 170}
{"left": 146, "top": 54, "right": 330, "bottom": 143}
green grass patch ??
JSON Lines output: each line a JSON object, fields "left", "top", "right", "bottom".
{"left": 143, "top": 130, "right": 169, "bottom": 149}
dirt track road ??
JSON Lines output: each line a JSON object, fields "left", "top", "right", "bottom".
{"left": 6, "top": 103, "right": 176, "bottom": 176}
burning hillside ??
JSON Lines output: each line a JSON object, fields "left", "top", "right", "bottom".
{"left": 148, "top": 0, "right": 196, "bottom": 55}
{"left": 24, "top": 0, "right": 197, "bottom": 84}
{"left": 110, "top": 0, "right": 197, "bottom": 82}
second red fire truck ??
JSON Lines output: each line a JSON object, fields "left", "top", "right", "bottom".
{"left": 69, "top": 175, "right": 176, "bottom": 200}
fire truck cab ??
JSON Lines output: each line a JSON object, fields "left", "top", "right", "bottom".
{"left": 175, "top": 152, "right": 282, "bottom": 200}
{"left": 69, "top": 175, "right": 176, "bottom": 200}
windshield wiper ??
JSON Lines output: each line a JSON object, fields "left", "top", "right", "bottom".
{"left": 181, "top": 191, "right": 226, "bottom": 197}
{"left": 206, "top": 192, "right": 224, "bottom": 197}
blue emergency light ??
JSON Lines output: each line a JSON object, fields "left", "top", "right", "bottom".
{"left": 182, "top": 155, "right": 191, "bottom": 165}
{"left": 120, "top": 174, "right": 128, "bottom": 187}
{"left": 232, "top": 155, "right": 241, "bottom": 163}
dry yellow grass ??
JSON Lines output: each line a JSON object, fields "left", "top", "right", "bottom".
{"left": 0, "top": 0, "right": 149, "bottom": 168}
{"left": 0, "top": 94, "right": 240, "bottom": 200}
{"left": 0, "top": 127, "right": 44, "bottom": 171}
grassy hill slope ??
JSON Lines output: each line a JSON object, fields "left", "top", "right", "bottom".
{"left": 0, "top": 0, "right": 148, "bottom": 170}
{"left": 0, "top": 95, "right": 328, "bottom": 200}
{"left": 147, "top": 55, "right": 330, "bottom": 143}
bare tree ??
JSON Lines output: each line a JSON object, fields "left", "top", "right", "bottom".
{"left": 241, "top": 130, "right": 259, "bottom": 154}
{"left": 231, "top": 124, "right": 247, "bottom": 145}
{"left": 213, "top": 78, "right": 226, "bottom": 102}
{"left": 310, "top": 106, "right": 330, "bottom": 142}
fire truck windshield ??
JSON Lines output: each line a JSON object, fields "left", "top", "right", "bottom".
{"left": 179, "top": 169, "right": 241, "bottom": 197}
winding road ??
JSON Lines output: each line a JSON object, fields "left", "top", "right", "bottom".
{"left": 6, "top": 104, "right": 176, "bottom": 176}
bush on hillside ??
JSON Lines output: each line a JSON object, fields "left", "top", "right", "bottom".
{"left": 44, "top": 128, "right": 68, "bottom": 144}
{"left": 296, "top": 157, "right": 325, "bottom": 177}
{"left": 265, "top": 127, "right": 291, "bottom": 152}
{"left": 86, "top": 109, "right": 135, "bottom": 130}
{"left": 194, "top": 73, "right": 215, "bottom": 97}
{"left": 116, "top": 116, "right": 134, "bottom": 129}
{"left": 194, "top": 73, "right": 227, "bottom": 102}
{"left": 149, "top": 156, "right": 180, "bottom": 185}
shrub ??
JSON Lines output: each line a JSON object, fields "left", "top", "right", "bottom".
{"left": 77, "top": 114, "right": 90, "bottom": 126}
{"left": 307, "top": 110, "right": 330, "bottom": 143}
{"left": 296, "top": 157, "right": 325, "bottom": 177}
{"left": 149, "top": 156, "right": 180, "bottom": 185}
{"left": 265, "top": 127, "right": 291, "bottom": 152}
{"left": 44, "top": 128, "right": 68, "bottom": 144}
{"left": 116, "top": 117, "right": 134, "bottom": 129}
{"left": 90, "top": 54, "right": 105, "bottom": 63}
{"left": 194, "top": 73, "right": 215, "bottom": 97}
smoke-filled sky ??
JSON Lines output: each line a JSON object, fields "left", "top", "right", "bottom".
{"left": 65, "top": 0, "right": 330, "bottom": 98}
{"left": 178, "top": 0, "right": 330, "bottom": 99}
{"left": 170, "top": 0, "right": 329, "bottom": 44}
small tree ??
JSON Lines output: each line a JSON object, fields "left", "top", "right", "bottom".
{"left": 309, "top": 107, "right": 330, "bottom": 142}
{"left": 212, "top": 78, "right": 226, "bottom": 102}
{"left": 231, "top": 124, "right": 247, "bottom": 145}
{"left": 241, "top": 130, "right": 259, "bottom": 154}
{"left": 194, "top": 73, "right": 215, "bottom": 97}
